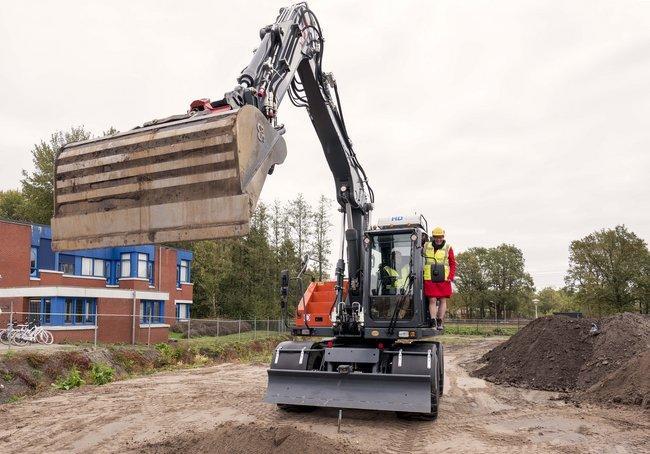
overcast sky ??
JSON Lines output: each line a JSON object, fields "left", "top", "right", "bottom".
{"left": 1, "top": 1, "right": 649, "bottom": 289}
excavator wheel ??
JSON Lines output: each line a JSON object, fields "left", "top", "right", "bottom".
{"left": 393, "top": 344, "right": 440, "bottom": 421}
{"left": 434, "top": 341, "right": 444, "bottom": 396}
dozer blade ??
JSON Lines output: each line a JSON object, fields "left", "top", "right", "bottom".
{"left": 52, "top": 105, "right": 286, "bottom": 251}
{"left": 265, "top": 369, "right": 433, "bottom": 413}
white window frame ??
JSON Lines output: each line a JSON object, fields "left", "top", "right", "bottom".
{"left": 93, "top": 259, "right": 105, "bottom": 277}
{"left": 120, "top": 253, "right": 131, "bottom": 278}
{"left": 81, "top": 257, "right": 93, "bottom": 276}
{"left": 179, "top": 260, "right": 190, "bottom": 283}
{"left": 137, "top": 253, "right": 148, "bottom": 279}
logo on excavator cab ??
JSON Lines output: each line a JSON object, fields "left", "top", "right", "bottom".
{"left": 391, "top": 216, "right": 404, "bottom": 221}
{"left": 256, "top": 123, "right": 265, "bottom": 143}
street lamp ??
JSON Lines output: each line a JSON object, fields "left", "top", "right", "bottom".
{"left": 532, "top": 298, "right": 539, "bottom": 319}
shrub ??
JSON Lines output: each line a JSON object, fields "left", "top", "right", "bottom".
{"left": 90, "top": 363, "right": 115, "bottom": 385}
{"left": 53, "top": 367, "right": 85, "bottom": 390}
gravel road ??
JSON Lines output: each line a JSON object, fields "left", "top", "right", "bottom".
{"left": 0, "top": 338, "right": 647, "bottom": 453}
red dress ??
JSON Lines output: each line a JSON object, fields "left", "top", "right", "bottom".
{"left": 423, "top": 247, "right": 456, "bottom": 298}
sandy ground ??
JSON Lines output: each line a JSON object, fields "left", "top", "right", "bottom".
{"left": 0, "top": 338, "right": 647, "bottom": 454}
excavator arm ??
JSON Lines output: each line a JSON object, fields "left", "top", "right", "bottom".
{"left": 52, "top": 2, "right": 371, "bottom": 314}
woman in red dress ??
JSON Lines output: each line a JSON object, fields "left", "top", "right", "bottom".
{"left": 423, "top": 226, "right": 456, "bottom": 329}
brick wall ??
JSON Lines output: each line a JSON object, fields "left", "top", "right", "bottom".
{"left": 0, "top": 221, "right": 31, "bottom": 325}
{"left": 0, "top": 222, "right": 193, "bottom": 344}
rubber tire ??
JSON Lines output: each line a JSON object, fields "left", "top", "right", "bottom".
{"left": 0, "top": 330, "right": 9, "bottom": 345}
{"left": 435, "top": 342, "right": 444, "bottom": 396}
{"left": 395, "top": 349, "right": 440, "bottom": 421}
{"left": 9, "top": 331, "right": 28, "bottom": 346}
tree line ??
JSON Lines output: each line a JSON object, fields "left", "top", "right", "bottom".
{"left": 184, "top": 195, "right": 334, "bottom": 319}
{"left": 451, "top": 226, "right": 649, "bottom": 318}
{"left": 2, "top": 127, "right": 648, "bottom": 319}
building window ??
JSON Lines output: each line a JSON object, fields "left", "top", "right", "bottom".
{"left": 120, "top": 253, "right": 131, "bottom": 277}
{"left": 178, "top": 260, "right": 190, "bottom": 284}
{"left": 176, "top": 303, "right": 190, "bottom": 320}
{"left": 65, "top": 299, "right": 73, "bottom": 324}
{"left": 81, "top": 258, "right": 92, "bottom": 275}
{"left": 28, "top": 299, "right": 40, "bottom": 325}
{"left": 94, "top": 259, "right": 105, "bottom": 277}
{"left": 81, "top": 257, "right": 105, "bottom": 277}
{"left": 42, "top": 298, "right": 51, "bottom": 324}
{"left": 64, "top": 298, "right": 96, "bottom": 325}
{"left": 141, "top": 300, "right": 164, "bottom": 324}
{"left": 30, "top": 247, "right": 38, "bottom": 276}
{"left": 137, "top": 253, "right": 148, "bottom": 279}
{"left": 59, "top": 256, "right": 74, "bottom": 275}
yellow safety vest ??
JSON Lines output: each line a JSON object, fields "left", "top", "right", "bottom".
{"left": 423, "top": 242, "right": 451, "bottom": 281}
{"left": 383, "top": 264, "right": 410, "bottom": 289}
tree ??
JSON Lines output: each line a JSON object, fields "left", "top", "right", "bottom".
{"left": 453, "top": 247, "right": 490, "bottom": 318}
{"left": 311, "top": 195, "right": 333, "bottom": 280}
{"left": 0, "top": 190, "right": 26, "bottom": 221}
{"left": 565, "top": 225, "right": 649, "bottom": 315}
{"left": 453, "top": 244, "right": 534, "bottom": 318}
{"left": 286, "top": 193, "right": 312, "bottom": 261}
{"left": 484, "top": 244, "right": 535, "bottom": 319}
{"left": 20, "top": 126, "right": 91, "bottom": 224}
{"left": 534, "top": 287, "right": 579, "bottom": 316}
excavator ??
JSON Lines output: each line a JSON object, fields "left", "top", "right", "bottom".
{"left": 52, "top": 2, "right": 444, "bottom": 419}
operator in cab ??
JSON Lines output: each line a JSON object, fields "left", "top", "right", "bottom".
{"left": 383, "top": 250, "right": 410, "bottom": 294}
{"left": 423, "top": 226, "right": 456, "bottom": 330}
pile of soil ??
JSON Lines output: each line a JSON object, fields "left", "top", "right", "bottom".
{"left": 136, "top": 421, "right": 367, "bottom": 454}
{"left": 472, "top": 313, "right": 650, "bottom": 408}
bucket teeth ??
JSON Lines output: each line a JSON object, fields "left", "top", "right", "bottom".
{"left": 52, "top": 105, "right": 286, "bottom": 251}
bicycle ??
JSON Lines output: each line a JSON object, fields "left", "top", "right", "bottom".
{"left": 8, "top": 322, "right": 54, "bottom": 346}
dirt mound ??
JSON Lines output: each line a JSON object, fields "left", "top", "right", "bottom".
{"left": 581, "top": 349, "right": 650, "bottom": 408}
{"left": 473, "top": 313, "right": 650, "bottom": 407}
{"left": 135, "top": 421, "right": 367, "bottom": 454}
{"left": 472, "top": 315, "right": 595, "bottom": 391}
{"left": 577, "top": 312, "right": 649, "bottom": 389}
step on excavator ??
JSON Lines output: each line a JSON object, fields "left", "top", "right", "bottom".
{"left": 52, "top": 2, "right": 444, "bottom": 419}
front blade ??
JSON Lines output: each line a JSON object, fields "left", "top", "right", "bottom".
{"left": 265, "top": 369, "right": 432, "bottom": 413}
{"left": 52, "top": 105, "right": 286, "bottom": 251}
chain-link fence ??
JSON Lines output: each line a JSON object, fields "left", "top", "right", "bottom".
{"left": 0, "top": 305, "right": 289, "bottom": 349}
{"left": 0, "top": 303, "right": 532, "bottom": 350}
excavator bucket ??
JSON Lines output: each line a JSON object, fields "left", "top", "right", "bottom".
{"left": 51, "top": 105, "right": 286, "bottom": 250}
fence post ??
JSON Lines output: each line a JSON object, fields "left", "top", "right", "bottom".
{"left": 238, "top": 319, "right": 241, "bottom": 340}
{"left": 147, "top": 307, "right": 152, "bottom": 346}
{"left": 267, "top": 318, "right": 270, "bottom": 334}
{"left": 94, "top": 311, "right": 99, "bottom": 347}
{"left": 254, "top": 317, "right": 257, "bottom": 339}
{"left": 187, "top": 317, "right": 191, "bottom": 341}
{"left": 8, "top": 301, "right": 13, "bottom": 351}
{"left": 217, "top": 319, "right": 220, "bottom": 337}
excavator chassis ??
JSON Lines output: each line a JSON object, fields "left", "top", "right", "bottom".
{"left": 52, "top": 105, "right": 286, "bottom": 250}
{"left": 265, "top": 340, "right": 444, "bottom": 417}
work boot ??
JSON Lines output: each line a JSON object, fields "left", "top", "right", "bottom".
{"left": 428, "top": 317, "right": 436, "bottom": 328}
{"left": 436, "top": 318, "right": 444, "bottom": 331}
